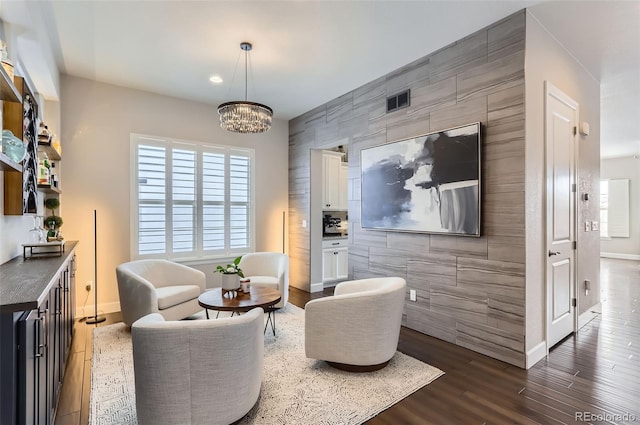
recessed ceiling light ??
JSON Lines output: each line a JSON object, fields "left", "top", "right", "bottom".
{"left": 209, "top": 75, "right": 223, "bottom": 84}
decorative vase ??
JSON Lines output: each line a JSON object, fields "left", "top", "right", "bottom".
{"left": 221, "top": 273, "right": 240, "bottom": 291}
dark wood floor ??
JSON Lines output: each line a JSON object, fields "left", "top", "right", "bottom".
{"left": 55, "top": 259, "right": 639, "bottom": 425}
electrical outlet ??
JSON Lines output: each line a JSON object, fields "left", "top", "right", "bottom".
{"left": 302, "top": 219, "right": 307, "bottom": 228}
{"left": 85, "top": 281, "right": 92, "bottom": 292}
{"left": 591, "top": 221, "right": 599, "bottom": 231}
{"left": 409, "top": 289, "right": 417, "bottom": 302}
{"left": 584, "top": 221, "right": 591, "bottom": 232}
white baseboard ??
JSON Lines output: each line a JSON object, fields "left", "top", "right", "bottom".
{"left": 526, "top": 342, "right": 547, "bottom": 369}
{"left": 578, "top": 302, "right": 602, "bottom": 329}
{"left": 600, "top": 252, "right": 640, "bottom": 261}
{"left": 78, "top": 301, "right": 121, "bottom": 318}
{"left": 310, "top": 282, "right": 324, "bottom": 293}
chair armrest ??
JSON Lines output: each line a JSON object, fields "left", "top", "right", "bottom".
{"left": 116, "top": 267, "right": 159, "bottom": 326}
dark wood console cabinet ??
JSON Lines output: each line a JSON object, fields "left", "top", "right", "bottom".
{"left": 0, "top": 242, "right": 77, "bottom": 424}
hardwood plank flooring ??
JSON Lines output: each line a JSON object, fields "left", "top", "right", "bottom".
{"left": 54, "top": 259, "right": 639, "bottom": 425}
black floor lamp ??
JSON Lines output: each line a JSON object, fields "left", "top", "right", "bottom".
{"left": 86, "top": 209, "right": 105, "bottom": 324}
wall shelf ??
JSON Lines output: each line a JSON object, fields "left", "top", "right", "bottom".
{"left": 0, "top": 65, "right": 21, "bottom": 103}
{"left": 0, "top": 152, "right": 22, "bottom": 172}
{"left": 38, "top": 141, "right": 62, "bottom": 160}
{"left": 38, "top": 184, "right": 61, "bottom": 195}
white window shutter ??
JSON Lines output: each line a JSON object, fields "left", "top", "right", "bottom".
{"left": 229, "top": 154, "right": 251, "bottom": 249}
{"left": 172, "top": 148, "right": 196, "bottom": 253}
{"left": 608, "top": 179, "right": 630, "bottom": 237}
{"left": 203, "top": 150, "right": 226, "bottom": 251}
{"left": 137, "top": 144, "right": 167, "bottom": 255}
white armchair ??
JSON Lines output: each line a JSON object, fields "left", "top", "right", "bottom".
{"left": 116, "top": 259, "right": 206, "bottom": 326}
{"left": 305, "top": 277, "right": 406, "bottom": 371}
{"left": 131, "top": 308, "right": 264, "bottom": 425}
{"left": 239, "top": 252, "right": 289, "bottom": 308}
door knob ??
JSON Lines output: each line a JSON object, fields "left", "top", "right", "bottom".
{"left": 548, "top": 250, "right": 560, "bottom": 257}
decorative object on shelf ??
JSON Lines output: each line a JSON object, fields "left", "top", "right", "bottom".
{"left": 44, "top": 197, "right": 63, "bottom": 241}
{"left": 38, "top": 122, "right": 51, "bottom": 142}
{"left": 1, "top": 130, "right": 26, "bottom": 163}
{"left": 0, "top": 39, "right": 14, "bottom": 82}
{"left": 360, "top": 122, "right": 481, "bottom": 237}
{"left": 217, "top": 42, "right": 273, "bottom": 134}
{"left": 215, "top": 256, "right": 244, "bottom": 291}
{"left": 37, "top": 153, "right": 51, "bottom": 185}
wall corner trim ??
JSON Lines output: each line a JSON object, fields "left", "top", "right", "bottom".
{"left": 600, "top": 252, "right": 640, "bottom": 261}
{"left": 526, "top": 342, "right": 547, "bottom": 369}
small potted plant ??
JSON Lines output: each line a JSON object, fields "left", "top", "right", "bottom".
{"left": 215, "top": 256, "right": 244, "bottom": 290}
{"left": 44, "top": 198, "right": 63, "bottom": 241}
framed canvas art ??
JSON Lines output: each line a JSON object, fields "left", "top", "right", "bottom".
{"left": 360, "top": 122, "right": 481, "bottom": 236}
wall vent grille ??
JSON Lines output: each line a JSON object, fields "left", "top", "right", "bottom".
{"left": 386, "top": 89, "right": 410, "bottom": 113}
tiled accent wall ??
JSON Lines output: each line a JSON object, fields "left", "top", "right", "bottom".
{"left": 289, "top": 11, "right": 527, "bottom": 367}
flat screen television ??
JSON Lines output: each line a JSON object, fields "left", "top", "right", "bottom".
{"left": 360, "top": 122, "right": 481, "bottom": 237}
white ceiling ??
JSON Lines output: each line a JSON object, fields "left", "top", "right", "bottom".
{"left": 1, "top": 0, "right": 638, "bottom": 158}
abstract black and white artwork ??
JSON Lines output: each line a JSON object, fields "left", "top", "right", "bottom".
{"left": 360, "top": 122, "right": 481, "bottom": 236}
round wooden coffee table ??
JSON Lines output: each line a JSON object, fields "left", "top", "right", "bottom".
{"left": 198, "top": 286, "right": 281, "bottom": 335}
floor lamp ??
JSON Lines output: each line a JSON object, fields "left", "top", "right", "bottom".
{"left": 86, "top": 209, "right": 105, "bottom": 324}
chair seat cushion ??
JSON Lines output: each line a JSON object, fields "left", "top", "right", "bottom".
{"left": 156, "top": 285, "right": 201, "bottom": 310}
{"left": 247, "top": 276, "right": 279, "bottom": 289}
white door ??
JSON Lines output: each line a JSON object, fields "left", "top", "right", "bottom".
{"left": 545, "top": 81, "right": 578, "bottom": 349}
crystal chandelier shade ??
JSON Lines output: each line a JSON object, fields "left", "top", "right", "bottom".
{"left": 218, "top": 101, "right": 273, "bottom": 134}
{"left": 218, "top": 42, "right": 273, "bottom": 134}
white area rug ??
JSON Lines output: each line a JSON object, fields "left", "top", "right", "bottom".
{"left": 90, "top": 304, "right": 443, "bottom": 425}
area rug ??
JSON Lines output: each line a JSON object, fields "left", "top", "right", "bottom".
{"left": 90, "top": 304, "right": 444, "bottom": 425}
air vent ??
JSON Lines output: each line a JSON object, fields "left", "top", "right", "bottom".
{"left": 386, "top": 89, "right": 410, "bottom": 113}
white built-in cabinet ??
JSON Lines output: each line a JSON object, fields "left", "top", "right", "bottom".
{"left": 322, "top": 239, "right": 348, "bottom": 282}
{"left": 322, "top": 151, "right": 347, "bottom": 210}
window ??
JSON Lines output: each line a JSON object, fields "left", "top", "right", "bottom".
{"left": 131, "top": 134, "right": 254, "bottom": 261}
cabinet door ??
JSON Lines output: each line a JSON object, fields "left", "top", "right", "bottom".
{"left": 339, "top": 164, "right": 348, "bottom": 210}
{"left": 49, "top": 282, "right": 62, "bottom": 412}
{"left": 38, "top": 304, "right": 48, "bottom": 425}
{"left": 18, "top": 310, "right": 38, "bottom": 425}
{"left": 322, "top": 154, "right": 341, "bottom": 209}
{"left": 335, "top": 248, "right": 349, "bottom": 280}
{"left": 322, "top": 249, "right": 337, "bottom": 282}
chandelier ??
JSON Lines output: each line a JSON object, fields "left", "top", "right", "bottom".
{"left": 218, "top": 42, "right": 273, "bottom": 134}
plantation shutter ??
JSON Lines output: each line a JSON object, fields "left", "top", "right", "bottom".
{"left": 172, "top": 148, "right": 197, "bottom": 253}
{"left": 203, "top": 148, "right": 226, "bottom": 251}
{"left": 229, "top": 152, "right": 251, "bottom": 249}
{"left": 137, "top": 143, "right": 167, "bottom": 256}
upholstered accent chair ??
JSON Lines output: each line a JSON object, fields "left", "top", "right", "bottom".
{"left": 305, "top": 277, "right": 407, "bottom": 371}
{"left": 239, "top": 252, "right": 289, "bottom": 308}
{"left": 131, "top": 308, "right": 264, "bottom": 425}
{"left": 116, "top": 259, "right": 206, "bottom": 326}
